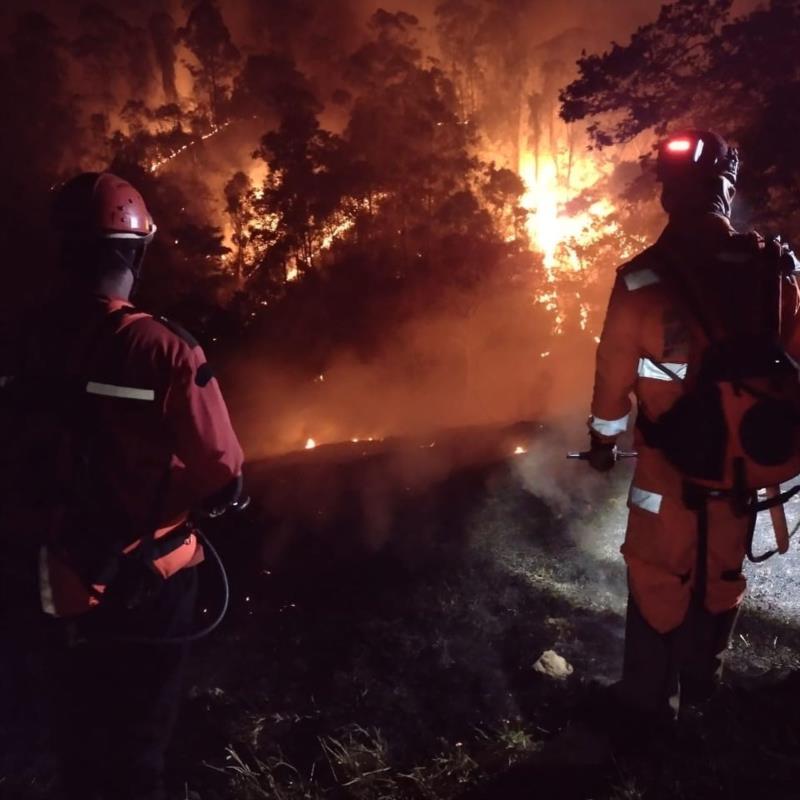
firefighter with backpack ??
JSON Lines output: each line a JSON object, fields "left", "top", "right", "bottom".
{"left": 586, "top": 130, "right": 800, "bottom": 722}
{"left": 0, "top": 173, "right": 244, "bottom": 799}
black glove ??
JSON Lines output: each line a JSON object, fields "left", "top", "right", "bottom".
{"left": 201, "top": 474, "right": 244, "bottom": 518}
{"left": 587, "top": 436, "right": 616, "bottom": 472}
{"left": 104, "top": 553, "right": 163, "bottom": 610}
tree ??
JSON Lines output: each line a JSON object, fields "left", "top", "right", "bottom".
{"left": 344, "top": 11, "right": 480, "bottom": 252}
{"left": 179, "top": 0, "right": 240, "bottom": 123}
{"left": 560, "top": 0, "right": 800, "bottom": 235}
{"left": 224, "top": 171, "right": 255, "bottom": 281}
{"left": 481, "top": 165, "right": 527, "bottom": 240}
{"left": 253, "top": 108, "right": 347, "bottom": 275}
{"left": 231, "top": 52, "right": 320, "bottom": 123}
{"left": 0, "top": 12, "right": 80, "bottom": 311}
{"left": 148, "top": 12, "right": 179, "bottom": 104}
{"left": 435, "top": 0, "right": 485, "bottom": 119}
{"left": 72, "top": 4, "right": 157, "bottom": 113}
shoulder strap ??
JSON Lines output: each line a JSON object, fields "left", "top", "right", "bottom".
{"left": 152, "top": 315, "right": 200, "bottom": 348}
{"left": 651, "top": 243, "right": 717, "bottom": 345}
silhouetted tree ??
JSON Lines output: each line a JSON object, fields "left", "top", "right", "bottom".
{"left": 72, "top": 4, "right": 157, "bottom": 112}
{"left": 224, "top": 171, "right": 255, "bottom": 281}
{"left": 560, "top": 0, "right": 800, "bottom": 235}
{"left": 179, "top": 0, "right": 240, "bottom": 123}
{"left": 0, "top": 12, "right": 79, "bottom": 310}
{"left": 148, "top": 12, "right": 179, "bottom": 103}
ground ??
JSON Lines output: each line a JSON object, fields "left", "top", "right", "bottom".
{"left": 4, "top": 423, "right": 800, "bottom": 799}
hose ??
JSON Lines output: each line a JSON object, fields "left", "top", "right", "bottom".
{"left": 112, "top": 528, "right": 230, "bottom": 646}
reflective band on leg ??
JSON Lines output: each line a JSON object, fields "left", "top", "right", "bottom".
{"left": 630, "top": 486, "right": 663, "bottom": 514}
{"left": 590, "top": 414, "right": 629, "bottom": 437}
{"left": 86, "top": 381, "right": 155, "bottom": 401}
{"left": 39, "top": 546, "right": 56, "bottom": 616}
{"left": 637, "top": 358, "right": 688, "bottom": 381}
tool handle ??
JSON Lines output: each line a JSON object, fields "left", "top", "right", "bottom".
{"left": 566, "top": 449, "right": 638, "bottom": 461}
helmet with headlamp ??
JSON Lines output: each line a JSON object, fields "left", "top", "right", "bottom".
{"left": 656, "top": 130, "right": 739, "bottom": 217}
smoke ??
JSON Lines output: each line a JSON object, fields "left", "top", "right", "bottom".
{"left": 226, "top": 275, "right": 602, "bottom": 459}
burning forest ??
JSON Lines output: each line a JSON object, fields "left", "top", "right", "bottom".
{"left": 3, "top": 0, "right": 800, "bottom": 799}
{"left": 0, "top": 0, "right": 673, "bottom": 455}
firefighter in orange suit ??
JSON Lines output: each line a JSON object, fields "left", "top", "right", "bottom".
{"left": 0, "top": 173, "right": 244, "bottom": 799}
{"left": 587, "top": 131, "right": 800, "bottom": 720}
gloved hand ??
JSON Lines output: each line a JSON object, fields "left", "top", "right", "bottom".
{"left": 105, "top": 553, "right": 163, "bottom": 610}
{"left": 201, "top": 474, "right": 245, "bottom": 518}
{"left": 587, "top": 436, "right": 616, "bottom": 472}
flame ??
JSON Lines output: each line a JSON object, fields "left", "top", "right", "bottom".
{"left": 514, "top": 445, "right": 527, "bottom": 455}
{"left": 519, "top": 154, "right": 561, "bottom": 269}
{"left": 514, "top": 138, "right": 621, "bottom": 337}
{"left": 519, "top": 147, "right": 614, "bottom": 273}
{"left": 305, "top": 438, "right": 317, "bottom": 450}
{"left": 321, "top": 216, "right": 354, "bottom": 251}
{"left": 148, "top": 121, "right": 232, "bottom": 174}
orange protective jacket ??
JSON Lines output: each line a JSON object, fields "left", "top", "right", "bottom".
{"left": 591, "top": 214, "right": 800, "bottom": 632}
{"left": 1, "top": 293, "right": 244, "bottom": 617}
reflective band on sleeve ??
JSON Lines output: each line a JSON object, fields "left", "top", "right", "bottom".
{"left": 39, "top": 546, "right": 56, "bottom": 616}
{"left": 630, "top": 486, "right": 663, "bottom": 514}
{"left": 86, "top": 381, "right": 155, "bottom": 401}
{"left": 590, "top": 414, "right": 629, "bottom": 437}
{"left": 623, "top": 268, "right": 660, "bottom": 291}
{"left": 637, "top": 358, "right": 688, "bottom": 381}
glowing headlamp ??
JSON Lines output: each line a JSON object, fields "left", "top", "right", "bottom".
{"left": 666, "top": 138, "right": 692, "bottom": 153}
{"left": 665, "top": 137, "right": 705, "bottom": 163}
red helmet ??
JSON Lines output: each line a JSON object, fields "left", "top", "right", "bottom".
{"left": 52, "top": 172, "right": 157, "bottom": 241}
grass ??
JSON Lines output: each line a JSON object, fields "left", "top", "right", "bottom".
{"left": 6, "top": 445, "right": 800, "bottom": 800}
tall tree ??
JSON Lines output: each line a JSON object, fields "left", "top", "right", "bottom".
{"left": 179, "top": 0, "right": 240, "bottom": 123}
{"left": 72, "top": 4, "right": 157, "bottom": 113}
{"left": 435, "top": 0, "right": 485, "bottom": 119}
{"left": 224, "top": 171, "right": 255, "bottom": 282}
{"left": 0, "top": 12, "right": 79, "bottom": 309}
{"left": 148, "top": 11, "right": 178, "bottom": 104}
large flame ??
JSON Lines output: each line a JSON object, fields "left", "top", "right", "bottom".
{"left": 515, "top": 137, "right": 619, "bottom": 337}
{"left": 519, "top": 145, "right": 614, "bottom": 274}
{"left": 519, "top": 154, "right": 561, "bottom": 269}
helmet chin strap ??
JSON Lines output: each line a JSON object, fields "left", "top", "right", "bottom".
{"left": 127, "top": 242, "right": 149, "bottom": 298}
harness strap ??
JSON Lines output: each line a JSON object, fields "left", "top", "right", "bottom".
{"left": 695, "top": 497, "right": 709, "bottom": 605}
{"left": 751, "top": 484, "right": 800, "bottom": 513}
{"left": 747, "top": 485, "right": 800, "bottom": 562}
